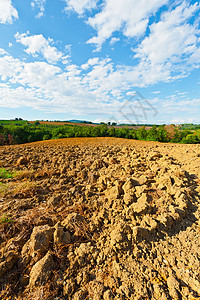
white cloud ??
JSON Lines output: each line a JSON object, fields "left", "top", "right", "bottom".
{"left": 15, "top": 32, "right": 65, "bottom": 64}
{"left": 31, "top": 0, "right": 46, "bottom": 18}
{"left": 87, "top": 0, "right": 169, "bottom": 49}
{"left": 135, "top": 2, "right": 200, "bottom": 73}
{"left": 126, "top": 91, "right": 137, "bottom": 96}
{"left": 0, "top": 52, "right": 23, "bottom": 80}
{"left": 110, "top": 37, "right": 120, "bottom": 45}
{"left": 170, "top": 118, "right": 187, "bottom": 124}
{"left": 81, "top": 57, "right": 99, "bottom": 70}
{"left": 0, "top": 50, "right": 128, "bottom": 117}
{"left": 1, "top": 0, "right": 200, "bottom": 122}
{"left": 0, "top": 48, "right": 8, "bottom": 55}
{"left": 64, "top": 0, "right": 98, "bottom": 15}
{"left": 0, "top": 47, "right": 200, "bottom": 123}
{"left": 0, "top": 0, "right": 18, "bottom": 24}
{"left": 11, "top": 2, "right": 200, "bottom": 104}
{"left": 12, "top": 62, "right": 61, "bottom": 87}
{"left": 151, "top": 91, "right": 160, "bottom": 94}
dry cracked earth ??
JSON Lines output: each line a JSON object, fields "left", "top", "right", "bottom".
{"left": 0, "top": 137, "right": 200, "bottom": 300}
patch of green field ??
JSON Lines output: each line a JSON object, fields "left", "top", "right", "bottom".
{"left": 0, "top": 168, "right": 14, "bottom": 179}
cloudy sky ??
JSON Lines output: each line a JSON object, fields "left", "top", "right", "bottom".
{"left": 0, "top": 0, "right": 200, "bottom": 124}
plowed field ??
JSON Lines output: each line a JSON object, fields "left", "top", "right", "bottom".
{"left": 0, "top": 138, "right": 200, "bottom": 299}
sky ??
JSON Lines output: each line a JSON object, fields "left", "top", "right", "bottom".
{"left": 0, "top": 0, "right": 200, "bottom": 124}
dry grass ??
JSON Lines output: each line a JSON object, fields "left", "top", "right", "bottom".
{"left": 15, "top": 169, "right": 35, "bottom": 180}
{"left": 18, "top": 275, "right": 62, "bottom": 300}
{"left": 0, "top": 180, "right": 37, "bottom": 198}
{"left": 0, "top": 138, "right": 199, "bottom": 300}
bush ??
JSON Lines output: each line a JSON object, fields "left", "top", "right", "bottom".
{"left": 181, "top": 133, "right": 200, "bottom": 144}
{"left": 147, "top": 125, "right": 158, "bottom": 141}
{"left": 136, "top": 126, "right": 147, "bottom": 140}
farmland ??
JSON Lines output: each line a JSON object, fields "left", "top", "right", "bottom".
{"left": 0, "top": 137, "right": 200, "bottom": 299}
{"left": 0, "top": 120, "right": 200, "bottom": 145}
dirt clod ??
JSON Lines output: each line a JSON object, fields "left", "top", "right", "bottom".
{"left": 0, "top": 137, "right": 200, "bottom": 299}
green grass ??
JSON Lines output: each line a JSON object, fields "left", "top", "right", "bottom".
{"left": 0, "top": 215, "right": 13, "bottom": 224}
{"left": 0, "top": 168, "right": 14, "bottom": 179}
{"left": 0, "top": 120, "right": 26, "bottom": 125}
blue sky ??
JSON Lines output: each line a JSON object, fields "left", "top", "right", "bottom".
{"left": 0, "top": 0, "right": 200, "bottom": 124}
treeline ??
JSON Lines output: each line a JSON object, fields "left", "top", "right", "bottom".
{"left": 180, "top": 123, "right": 200, "bottom": 130}
{"left": 0, "top": 122, "right": 200, "bottom": 145}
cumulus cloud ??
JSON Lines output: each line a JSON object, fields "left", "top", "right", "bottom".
{"left": 0, "top": 45, "right": 200, "bottom": 123}
{"left": 0, "top": 51, "right": 23, "bottom": 80}
{"left": 0, "top": 48, "right": 8, "bottom": 55}
{"left": 1, "top": 0, "right": 200, "bottom": 121}
{"left": 64, "top": 0, "right": 98, "bottom": 15}
{"left": 0, "top": 49, "right": 127, "bottom": 117}
{"left": 110, "top": 37, "right": 120, "bottom": 45}
{"left": 31, "top": 0, "right": 46, "bottom": 18}
{"left": 0, "top": 0, "right": 18, "bottom": 24}
{"left": 87, "top": 0, "right": 169, "bottom": 49}
{"left": 81, "top": 57, "right": 99, "bottom": 70}
{"left": 127, "top": 1, "right": 200, "bottom": 86}
{"left": 15, "top": 32, "right": 65, "bottom": 64}
{"left": 135, "top": 1, "right": 200, "bottom": 68}
{"left": 0, "top": 48, "right": 164, "bottom": 120}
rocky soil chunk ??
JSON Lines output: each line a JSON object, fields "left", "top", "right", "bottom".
{"left": 29, "top": 251, "right": 54, "bottom": 286}
{"left": 0, "top": 138, "right": 200, "bottom": 300}
{"left": 29, "top": 225, "right": 54, "bottom": 258}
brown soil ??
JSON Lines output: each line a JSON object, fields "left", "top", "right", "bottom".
{"left": 29, "top": 121, "right": 152, "bottom": 129}
{"left": 0, "top": 137, "right": 200, "bottom": 300}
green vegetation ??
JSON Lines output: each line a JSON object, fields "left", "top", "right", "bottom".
{"left": 0, "top": 120, "right": 200, "bottom": 145}
{"left": 180, "top": 123, "right": 200, "bottom": 130}
{"left": 0, "top": 215, "right": 13, "bottom": 224}
{"left": 0, "top": 168, "right": 14, "bottom": 179}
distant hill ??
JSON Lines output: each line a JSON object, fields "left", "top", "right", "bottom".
{"left": 67, "top": 120, "right": 91, "bottom": 123}
{"left": 67, "top": 120, "right": 98, "bottom": 124}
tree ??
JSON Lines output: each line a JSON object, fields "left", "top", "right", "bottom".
{"left": 108, "top": 127, "right": 115, "bottom": 137}
{"left": 147, "top": 125, "right": 158, "bottom": 141}
{"left": 181, "top": 133, "right": 200, "bottom": 144}
{"left": 157, "top": 125, "right": 168, "bottom": 142}
{"left": 136, "top": 126, "right": 147, "bottom": 140}
{"left": 34, "top": 121, "right": 40, "bottom": 126}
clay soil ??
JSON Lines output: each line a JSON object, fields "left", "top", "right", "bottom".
{"left": 0, "top": 137, "right": 200, "bottom": 300}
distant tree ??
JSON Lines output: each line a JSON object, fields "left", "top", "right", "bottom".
{"left": 108, "top": 127, "right": 115, "bottom": 137}
{"left": 147, "top": 125, "right": 158, "bottom": 141}
{"left": 136, "top": 126, "right": 147, "bottom": 140}
{"left": 34, "top": 121, "right": 40, "bottom": 126}
{"left": 129, "top": 129, "right": 137, "bottom": 139}
{"left": 100, "top": 125, "right": 108, "bottom": 137}
{"left": 157, "top": 125, "right": 168, "bottom": 142}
